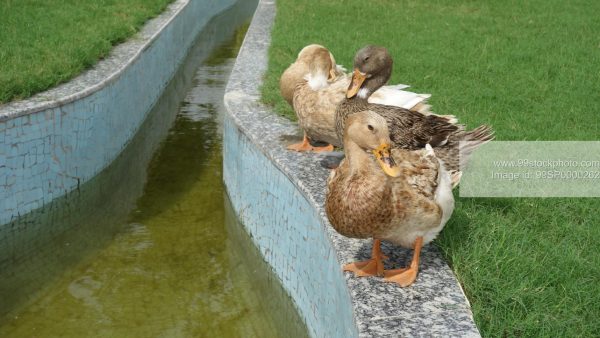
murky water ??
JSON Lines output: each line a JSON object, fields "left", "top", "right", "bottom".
{"left": 0, "top": 2, "right": 308, "bottom": 337}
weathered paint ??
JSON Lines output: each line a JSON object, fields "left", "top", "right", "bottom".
{"left": 223, "top": 116, "right": 358, "bottom": 338}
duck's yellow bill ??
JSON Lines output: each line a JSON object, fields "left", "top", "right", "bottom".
{"left": 347, "top": 68, "right": 367, "bottom": 98}
{"left": 373, "top": 144, "right": 401, "bottom": 177}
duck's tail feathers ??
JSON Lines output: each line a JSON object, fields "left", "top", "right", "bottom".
{"left": 459, "top": 125, "right": 495, "bottom": 170}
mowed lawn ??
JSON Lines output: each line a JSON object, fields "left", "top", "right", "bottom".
{"left": 262, "top": 0, "right": 600, "bottom": 336}
{"left": 0, "top": 0, "right": 173, "bottom": 104}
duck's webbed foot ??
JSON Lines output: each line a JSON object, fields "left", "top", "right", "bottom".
{"left": 384, "top": 267, "right": 417, "bottom": 287}
{"left": 384, "top": 236, "right": 423, "bottom": 287}
{"left": 287, "top": 133, "right": 334, "bottom": 152}
{"left": 343, "top": 239, "right": 386, "bottom": 277}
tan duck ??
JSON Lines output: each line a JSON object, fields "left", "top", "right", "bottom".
{"left": 335, "top": 45, "right": 494, "bottom": 171}
{"left": 280, "top": 44, "right": 440, "bottom": 152}
{"left": 325, "top": 110, "right": 457, "bottom": 287}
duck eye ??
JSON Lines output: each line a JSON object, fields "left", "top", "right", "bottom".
{"left": 367, "top": 124, "right": 374, "bottom": 131}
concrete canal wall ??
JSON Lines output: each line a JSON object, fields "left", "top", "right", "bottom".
{"left": 0, "top": 0, "right": 237, "bottom": 226}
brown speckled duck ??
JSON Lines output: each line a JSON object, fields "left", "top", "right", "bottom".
{"left": 280, "top": 44, "right": 442, "bottom": 152}
{"left": 335, "top": 45, "right": 494, "bottom": 171}
{"left": 326, "top": 110, "right": 457, "bottom": 287}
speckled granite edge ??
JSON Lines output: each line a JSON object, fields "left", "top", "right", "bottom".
{"left": 224, "top": 0, "right": 481, "bottom": 337}
{"left": 0, "top": 0, "right": 189, "bottom": 121}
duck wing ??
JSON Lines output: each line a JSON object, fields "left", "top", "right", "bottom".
{"left": 371, "top": 104, "right": 460, "bottom": 149}
{"left": 391, "top": 148, "right": 440, "bottom": 199}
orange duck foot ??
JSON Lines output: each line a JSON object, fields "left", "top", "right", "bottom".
{"left": 287, "top": 134, "right": 334, "bottom": 153}
{"left": 384, "top": 267, "right": 418, "bottom": 287}
{"left": 343, "top": 239, "right": 386, "bottom": 277}
{"left": 383, "top": 236, "right": 423, "bottom": 287}
{"left": 343, "top": 259, "right": 383, "bottom": 277}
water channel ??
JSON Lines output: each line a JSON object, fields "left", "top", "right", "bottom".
{"left": 0, "top": 1, "right": 308, "bottom": 336}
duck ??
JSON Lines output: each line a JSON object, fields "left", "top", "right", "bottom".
{"left": 325, "top": 110, "right": 458, "bottom": 287}
{"left": 280, "top": 44, "right": 443, "bottom": 152}
{"left": 335, "top": 45, "right": 494, "bottom": 171}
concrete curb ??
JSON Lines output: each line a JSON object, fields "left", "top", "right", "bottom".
{"left": 223, "top": 0, "right": 481, "bottom": 337}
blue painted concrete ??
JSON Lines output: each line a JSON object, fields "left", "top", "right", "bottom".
{"left": 0, "top": 0, "right": 237, "bottom": 226}
{"left": 223, "top": 117, "right": 358, "bottom": 338}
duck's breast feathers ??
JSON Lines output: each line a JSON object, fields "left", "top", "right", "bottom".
{"left": 326, "top": 164, "right": 394, "bottom": 239}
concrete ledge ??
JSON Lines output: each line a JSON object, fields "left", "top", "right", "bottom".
{"left": 223, "top": 0, "right": 481, "bottom": 337}
{"left": 0, "top": 0, "right": 237, "bottom": 225}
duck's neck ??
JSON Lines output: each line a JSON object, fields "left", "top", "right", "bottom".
{"left": 345, "top": 95, "right": 369, "bottom": 109}
{"left": 358, "top": 69, "right": 391, "bottom": 100}
{"left": 344, "top": 139, "right": 373, "bottom": 174}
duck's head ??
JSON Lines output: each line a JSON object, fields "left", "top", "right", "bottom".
{"left": 280, "top": 44, "right": 340, "bottom": 104}
{"left": 297, "top": 44, "right": 340, "bottom": 80}
{"left": 346, "top": 45, "right": 393, "bottom": 99}
{"left": 303, "top": 46, "right": 340, "bottom": 91}
{"left": 345, "top": 110, "right": 401, "bottom": 177}
{"left": 299, "top": 45, "right": 346, "bottom": 93}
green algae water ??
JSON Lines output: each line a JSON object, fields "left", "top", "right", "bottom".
{"left": 0, "top": 1, "right": 309, "bottom": 337}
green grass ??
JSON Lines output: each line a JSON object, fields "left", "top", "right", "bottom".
{"left": 0, "top": 0, "right": 173, "bottom": 104}
{"left": 262, "top": 0, "right": 600, "bottom": 336}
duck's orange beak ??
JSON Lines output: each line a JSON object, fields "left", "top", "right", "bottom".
{"left": 347, "top": 68, "right": 367, "bottom": 98}
{"left": 373, "top": 143, "right": 401, "bottom": 177}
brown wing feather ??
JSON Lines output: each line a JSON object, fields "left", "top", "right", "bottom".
{"left": 374, "top": 104, "right": 459, "bottom": 148}
{"left": 335, "top": 99, "right": 459, "bottom": 149}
